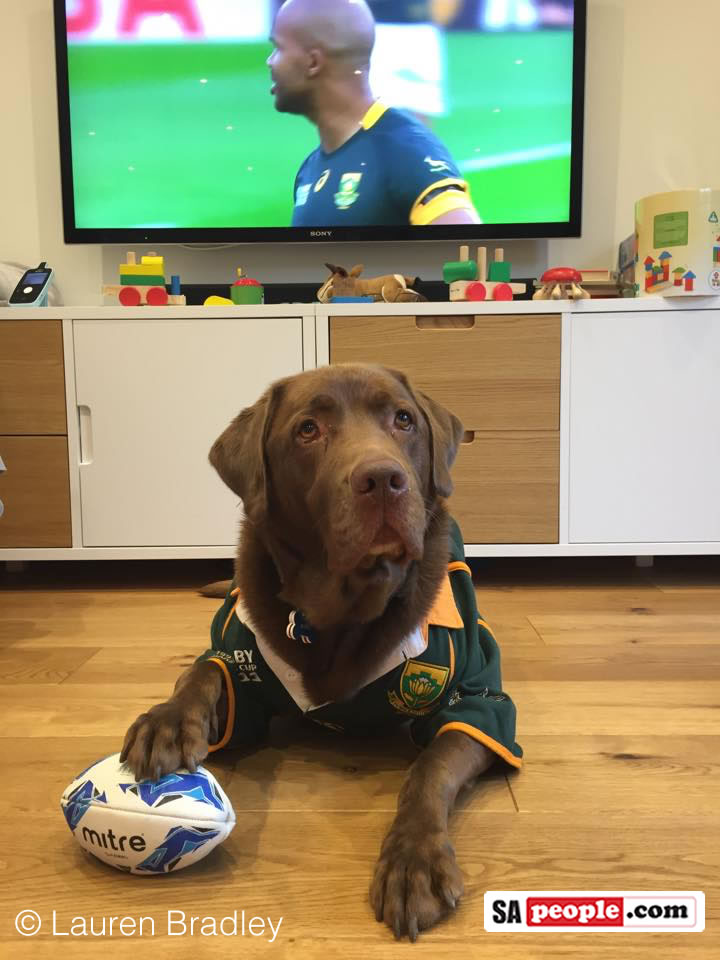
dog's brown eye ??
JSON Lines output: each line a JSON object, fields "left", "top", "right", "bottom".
{"left": 298, "top": 419, "right": 319, "bottom": 440}
{"left": 395, "top": 410, "right": 413, "bottom": 430}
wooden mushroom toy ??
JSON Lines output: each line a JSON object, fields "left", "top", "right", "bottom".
{"left": 533, "top": 267, "right": 591, "bottom": 300}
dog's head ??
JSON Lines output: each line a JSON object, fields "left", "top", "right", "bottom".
{"left": 209, "top": 364, "right": 463, "bottom": 626}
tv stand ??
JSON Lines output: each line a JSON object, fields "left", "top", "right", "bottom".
{"left": 1, "top": 297, "right": 719, "bottom": 559}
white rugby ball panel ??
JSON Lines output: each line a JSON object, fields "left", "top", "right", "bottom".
{"left": 60, "top": 752, "right": 235, "bottom": 874}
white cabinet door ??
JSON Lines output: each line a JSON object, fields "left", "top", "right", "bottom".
{"left": 74, "top": 317, "right": 303, "bottom": 546}
{"left": 569, "top": 309, "right": 720, "bottom": 543}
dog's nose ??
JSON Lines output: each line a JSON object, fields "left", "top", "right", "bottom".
{"left": 350, "top": 459, "right": 409, "bottom": 498}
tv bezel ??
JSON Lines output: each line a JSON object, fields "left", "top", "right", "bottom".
{"left": 53, "top": 0, "right": 587, "bottom": 244}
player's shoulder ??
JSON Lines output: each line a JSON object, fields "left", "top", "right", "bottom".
{"left": 374, "top": 107, "right": 443, "bottom": 144}
{"left": 373, "top": 106, "right": 457, "bottom": 167}
{"left": 372, "top": 106, "right": 427, "bottom": 139}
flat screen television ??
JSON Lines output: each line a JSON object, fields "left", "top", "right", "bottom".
{"left": 54, "top": 0, "right": 586, "bottom": 244}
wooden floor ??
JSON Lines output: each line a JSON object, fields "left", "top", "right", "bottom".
{"left": 1, "top": 554, "right": 718, "bottom": 957}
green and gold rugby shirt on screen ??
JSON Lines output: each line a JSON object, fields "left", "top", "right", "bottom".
{"left": 196, "top": 517, "right": 522, "bottom": 771}
{"left": 291, "top": 101, "right": 476, "bottom": 227}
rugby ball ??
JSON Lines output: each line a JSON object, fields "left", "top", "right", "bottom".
{"left": 60, "top": 753, "right": 235, "bottom": 874}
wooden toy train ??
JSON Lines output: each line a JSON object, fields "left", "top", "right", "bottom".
{"left": 102, "top": 252, "right": 186, "bottom": 306}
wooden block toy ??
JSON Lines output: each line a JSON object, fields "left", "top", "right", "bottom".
{"left": 145, "top": 287, "right": 168, "bottom": 306}
{"left": 487, "top": 247, "right": 512, "bottom": 282}
{"left": 443, "top": 244, "right": 478, "bottom": 283}
{"left": 450, "top": 279, "right": 526, "bottom": 302}
{"left": 477, "top": 247, "right": 487, "bottom": 285}
{"left": 120, "top": 275, "right": 166, "bottom": 286}
{"left": 204, "top": 295, "right": 234, "bottom": 306}
{"left": 447, "top": 246, "right": 524, "bottom": 301}
{"left": 104, "top": 251, "right": 184, "bottom": 307}
{"left": 464, "top": 282, "right": 487, "bottom": 301}
{"left": 120, "top": 262, "right": 167, "bottom": 276}
{"left": 492, "top": 282, "right": 514, "bottom": 301}
{"left": 118, "top": 286, "right": 142, "bottom": 307}
{"left": 231, "top": 268, "right": 263, "bottom": 305}
{"left": 103, "top": 284, "right": 168, "bottom": 306}
{"left": 488, "top": 261, "right": 511, "bottom": 282}
{"left": 443, "top": 260, "right": 477, "bottom": 283}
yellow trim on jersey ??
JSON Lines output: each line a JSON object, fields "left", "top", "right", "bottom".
{"left": 435, "top": 722, "right": 523, "bottom": 769}
{"left": 411, "top": 183, "right": 474, "bottom": 226}
{"left": 412, "top": 177, "right": 467, "bottom": 209}
{"left": 361, "top": 100, "right": 389, "bottom": 130}
{"left": 205, "top": 657, "right": 236, "bottom": 753}
{"left": 448, "top": 561, "right": 472, "bottom": 576}
{"left": 477, "top": 617, "right": 498, "bottom": 643}
{"left": 221, "top": 596, "right": 241, "bottom": 643}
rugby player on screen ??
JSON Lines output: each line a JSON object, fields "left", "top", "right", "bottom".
{"left": 267, "top": 0, "right": 481, "bottom": 227}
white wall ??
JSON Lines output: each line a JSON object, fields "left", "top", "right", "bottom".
{"left": 1, "top": 1, "right": 716, "bottom": 306}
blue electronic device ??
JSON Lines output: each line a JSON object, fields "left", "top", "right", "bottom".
{"left": 8, "top": 262, "right": 54, "bottom": 307}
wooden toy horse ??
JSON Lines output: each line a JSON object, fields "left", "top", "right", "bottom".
{"left": 317, "top": 264, "right": 427, "bottom": 303}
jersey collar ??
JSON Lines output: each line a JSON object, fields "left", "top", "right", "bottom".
{"left": 232, "top": 592, "right": 426, "bottom": 713}
{"left": 425, "top": 573, "right": 464, "bottom": 629}
{"left": 360, "top": 100, "right": 389, "bottom": 130}
{"left": 230, "top": 569, "right": 462, "bottom": 714}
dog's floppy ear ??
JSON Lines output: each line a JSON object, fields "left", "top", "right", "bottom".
{"left": 387, "top": 368, "right": 464, "bottom": 499}
{"left": 209, "top": 383, "right": 285, "bottom": 522}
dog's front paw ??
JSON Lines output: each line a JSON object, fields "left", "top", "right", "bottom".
{"left": 369, "top": 824, "right": 464, "bottom": 941}
{"left": 119, "top": 699, "right": 216, "bottom": 782}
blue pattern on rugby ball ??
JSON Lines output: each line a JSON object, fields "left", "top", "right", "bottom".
{"left": 135, "top": 825, "right": 221, "bottom": 873}
{"left": 62, "top": 780, "right": 108, "bottom": 830}
{"left": 119, "top": 772, "right": 224, "bottom": 810}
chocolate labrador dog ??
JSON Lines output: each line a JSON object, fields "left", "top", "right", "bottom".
{"left": 120, "top": 362, "right": 521, "bottom": 941}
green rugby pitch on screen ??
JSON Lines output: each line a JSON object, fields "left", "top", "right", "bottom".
{"left": 68, "top": 31, "right": 574, "bottom": 230}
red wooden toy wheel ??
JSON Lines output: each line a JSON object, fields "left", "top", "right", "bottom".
{"left": 119, "top": 287, "right": 141, "bottom": 307}
{"left": 465, "top": 281, "right": 486, "bottom": 301}
{"left": 492, "top": 283, "right": 513, "bottom": 301}
{"left": 146, "top": 286, "right": 169, "bottom": 306}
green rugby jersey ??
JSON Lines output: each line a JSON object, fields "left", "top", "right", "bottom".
{"left": 197, "top": 518, "right": 522, "bottom": 771}
{"left": 291, "top": 102, "right": 476, "bottom": 227}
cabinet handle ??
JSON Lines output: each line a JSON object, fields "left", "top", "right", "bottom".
{"left": 0, "top": 452, "right": 5, "bottom": 519}
{"left": 78, "top": 405, "right": 94, "bottom": 466}
{"left": 416, "top": 316, "right": 475, "bottom": 329}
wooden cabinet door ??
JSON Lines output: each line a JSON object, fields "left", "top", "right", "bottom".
{"left": 330, "top": 313, "right": 561, "bottom": 543}
{"left": 330, "top": 313, "right": 561, "bottom": 430}
{"left": 449, "top": 431, "right": 559, "bottom": 543}
{"left": 0, "top": 437, "right": 71, "bottom": 546}
{"left": 0, "top": 321, "right": 67, "bottom": 434}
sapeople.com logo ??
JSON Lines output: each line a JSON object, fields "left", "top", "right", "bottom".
{"left": 484, "top": 891, "right": 704, "bottom": 932}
